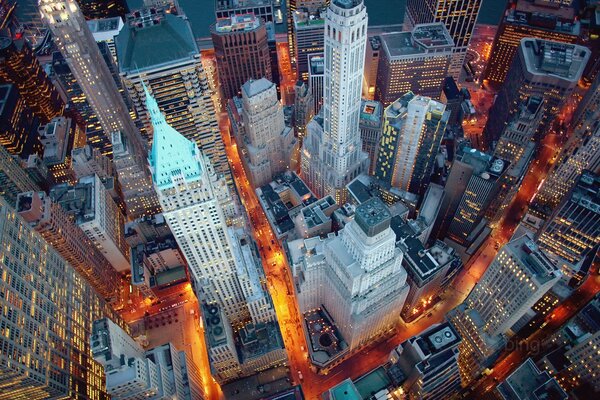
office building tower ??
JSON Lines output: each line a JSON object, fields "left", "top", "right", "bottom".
{"left": 92, "top": 318, "right": 205, "bottom": 400}
{"left": 388, "top": 322, "right": 462, "bottom": 399}
{"left": 293, "top": 7, "right": 325, "bottom": 81}
{"left": 287, "top": 0, "right": 325, "bottom": 67}
{"left": 294, "top": 198, "right": 410, "bottom": 352}
{"left": 51, "top": 174, "right": 130, "bottom": 272}
{"left": 308, "top": 53, "right": 324, "bottom": 114}
{"left": 40, "top": 0, "right": 159, "bottom": 218}
{"left": 447, "top": 152, "right": 508, "bottom": 246}
{"left": 211, "top": 13, "right": 273, "bottom": 100}
{"left": 363, "top": 35, "right": 381, "bottom": 99}
{"left": 72, "top": 144, "right": 115, "bottom": 181}
{"left": 50, "top": 51, "right": 109, "bottom": 156}
{"left": 440, "top": 77, "right": 464, "bottom": 126}
{"left": 532, "top": 76, "right": 600, "bottom": 220}
{"left": 537, "top": 171, "right": 600, "bottom": 285}
{"left": 0, "top": 33, "right": 63, "bottom": 124}
{"left": 87, "top": 16, "right": 124, "bottom": 60}
{"left": 404, "top": 0, "right": 481, "bottom": 81}
{"left": 374, "top": 92, "right": 448, "bottom": 196}
{"left": 359, "top": 99, "right": 383, "bottom": 175}
{"left": 215, "top": 0, "right": 274, "bottom": 23}
{"left": 486, "top": 96, "right": 543, "bottom": 224}
{"left": 0, "top": 83, "right": 42, "bottom": 159}
{"left": 496, "top": 358, "right": 568, "bottom": 400}
{"left": 376, "top": 23, "right": 453, "bottom": 106}
{"left": 116, "top": 9, "right": 227, "bottom": 178}
{"left": 0, "top": 198, "right": 126, "bottom": 400}
{"left": 294, "top": 80, "right": 314, "bottom": 139}
{"left": 12, "top": 0, "right": 48, "bottom": 48}
{"left": 484, "top": 39, "right": 589, "bottom": 149}
{"left": 237, "top": 78, "right": 294, "bottom": 188}
{"left": 17, "top": 190, "right": 123, "bottom": 300}
{"left": 483, "top": 0, "right": 580, "bottom": 89}
{"left": 146, "top": 85, "right": 248, "bottom": 322}
{"left": 0, "top": 144, "right": 40, "bottom": 205}
{"left": 301, "top": 0, "right": 369, "bottom": 204}
{"left": 448, "top": 235, "right": 561, "bottom": 383}
{"left": 75, "top": 0, "right": 129, "bottom": 19}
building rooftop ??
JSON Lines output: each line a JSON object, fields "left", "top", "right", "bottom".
{"left": 327, "top": 378, "right": 362, "bottom": 400}
{"left": 116, "top": 10, "right": 198, "bottom": 74}
{"left": 355, "top": 197, "right": 392, "bottom": 237}
{"left": 293, "top": 8, "right": 325, "bottom": 28}
{"left": 359, "top": 100, "right": 383, "bottom": 127}
{"left": 506, "top": 0, "right": 579, "bottom": 35}
{"left": 236, "top": 322, "right": 285, "bottom": 363}
{"left": 203, "top": 304, "right": 229, "bottom": 347}
{"left": 49, "top": 175, "right": 98, "bottom": 224}
{"left": 213, "top": 13, "right": 261, "bottom": 33}
{"left": 507, "top": 234, "right": 560, "bottom": 285}
{"left": 497, "top": 358, "right": 567, "bottom": 400}
{"left": 521, "top": 38, "right": 590, "bottom": 82}
{"left": 309, "top": 54, "right": 324, "bottom": 76}
{"left": 215, "top": 0, "right": 273, "bottom": 11}
{"left": 87, "top": 16, "right": 124, "bottom": 41}
{"left": 380, "top": 23, "right": 453, "bottom": 59}
{"left": 242, "top": 78, "right": 275, "bottom": 98}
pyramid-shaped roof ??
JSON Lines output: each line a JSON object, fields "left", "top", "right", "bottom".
{"left": 146, "top": 82, "right": 203, "bottom": 190}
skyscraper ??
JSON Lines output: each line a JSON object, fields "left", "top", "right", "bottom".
{"left": 40, "top": 0, "right": 159, "bottom": 218}
{"left": 237, "top": 78, "right": 293, "bottom": 188}
{"left": 293, "top": 7, "right": 325, "bottom": 81}
{"left": 294, "top": 80, "right": 314, "bottom": 139}
{"left": 0, "top": 33, "right": 64, "bottom": 124}
{"left": 115, "top": 8, "right": 227, "bottom": 177}
{"left": 359, "top": 99, "right": 383, "bottom": 175}
{"left": 301, "top": 0, "right": 369, "bottom": 204}
{"left": 211, "top": 13, "right": 273, "bottom": 100}
{"left": 0, "top": 143, "right": 41, "bottom": 206}
{"left": 448, "top": 235, "right": 561, "bottom": 383}
{"left": 404, "top": 0, "right": 482, "bottom": 81}
{"left": 17, "top": 190, "right": 124, "bottom": 300}
{"left": 374, "top": 92, "right": 448, "bottom": 196}
{"left": 536, "top": 171, "right": 600, "bottom": 285}
{"left": 75, "top": 0, "right": 129, "bottom": 19}
{"left": 308, "top": 53, "right": 324, "bottom": 114}
{"left": 293, "top": 197, "right": 410, "bottom": 352}
{"left": 483, "top": 0, "right": 580, "bottom": 89}
{"left": 375, "top": 23, "right": 453, "bottom": 105}
{"left": 0, "top": 83, "right": 42, "bottom": 159}
{"left": 483, "top": 38, "right": 589, "bottom": 149}
{"left": 0, "top": 197, "right": 126, "bottom": 399}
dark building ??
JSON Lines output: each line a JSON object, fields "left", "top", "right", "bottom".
{"left": 75, "top": 0, "right": 129, "bottom": 19}
{"left": 215, "top": 0, "right": 274, "bottom": 23}
{"left": 483, "top": 39, "right": 589, "bottom": 149}
{"left": 0, "top": 33, "right": 64, "bottom": 124}
{"left": 482, "top": 0, "right": 580, "bottom": 89}
{"left": 211, "top": 13, "right": 273, "bottom": 100}
{"left": 0, "top": 83, "right": 42, "bottom": 159}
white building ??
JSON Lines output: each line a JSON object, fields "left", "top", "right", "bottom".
{"left": 91, "top": 318, "right": 205, "bottom": 400}
{"left": 39, "top": 0, "right": 159, "bottom": 218}
{"left": 448, "top": 234, "right": 561, "bottom": 383}
{"left": 293, "top": 197, "right": 409, "bottom": 352}
{"left": 301, "top": 0, "right": 370, "bottom": 204}
{"left": 238, "top": 78, "right": 294, "bottom": 188}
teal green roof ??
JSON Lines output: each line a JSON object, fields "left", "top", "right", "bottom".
{"left": 146, "top": 82, "right": 203, "bottom": 190}
{"left": 116, "top": 14, "right": 198, "bottom": 74}
{"left": 329, "top": 379, "right": 362, "bottom": 400}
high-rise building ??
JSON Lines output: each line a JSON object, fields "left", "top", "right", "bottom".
{"left": 308, "top": 53, "right": 324, "bottom": 114}
{"left": 363, "top": 35, "right": 381, "bottom": 99}
{"left": 483, "top": 0, "right": 580, "bottom": 89}
{"left": 483, "top": 39, "right": 589, "bottom": 149}
{"left": 16, "top": 190, "right": 124, "bottom": 300}
{"left": 51, "top": 174, "right": 130, "bottom": 272}
{"left": 287, "top": 0, "right": 325, "bottom": 68}
{"left": 374, "top": 92, "right": 448, "bottom": 196}
{"left": 531, "top": 75, "right": 600, "bottom": 220}
{"left": 359, "top": 99, "right": 383, "bottom": 175}
{"left": 115, "top": 8, "right": 227, "bottom": 178}
{"left": 300, "top": 0, "right": 369, "bottom": 204}
{"left": 496, "top": 358, "right": 568, "bottom": 400}
{"left": 447, "top": 152, "right": 508, "bottom": 246}
{"left": 71, "top": 144, "right": 115, "bottom": 181}
{"left": 40, "top": 0, "right": 159, "bottom": 218}
{"left": 0, "top": 143, "right": 41, "bottom": 206}
{"left": 75, "top": 0, "right": 129, "bottom": 19}
{"left": 294, "top": 80, "right": 314, "bottom": 139}
{"left": 237, "top": 78, "right": 294, "bottom": 188}
{"left": 211, "top": 13, "right": 273, "bottom": 100}
{"left": 147, "top": 85, "right": 247, "bottom": 323}
{"left": 375, "top": 23, "right": 453, "bottom": 106}
{"left": 536, "top": 171, "right": 600, "bottom": 285}
{"left": 91, "top": 318, "right": 205, "bottom": 399}
{"left": 404, "top": 0, "right": 482, "bottom": 81}
{"left": 293, "top": 197, "right": 410, "bottom": 352}
{"left": 0, "top": 83, "right": 42, "bottom": 159}
{"left": 86, "top": 15, "right": 124, "bottom": 60}
{"left": 448, "top": 235, "right": 561, "bottom": 383}
{"left": 388, "top": 322, "right": 462, "bottom": 399}
{"left": 0, "top": 33, "right": 64, "bottom": 124}
{"left": 293, "top": 7, "right": 325, "bottom": 81}
{"left": 0, "top": 197, "right": 126, "bottom": 399}
{"left": 215, "top": 0, "right": 274, "bottom": 23}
